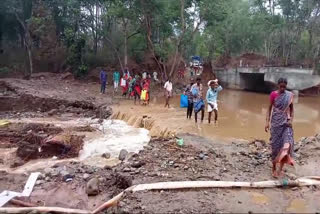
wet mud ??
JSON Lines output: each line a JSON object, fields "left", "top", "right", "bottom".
{"left": 0, "top": 73, "right": 320, "bottom": 213}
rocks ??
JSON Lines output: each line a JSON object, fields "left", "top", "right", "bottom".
{"left": 48, "top": 109, "right": 58, "bottom": 116}
{"left": 102, "top": 153, "right": 111, "bottom": 159}
{"left": 198, "top": 152, "right": 208, "bottom": 160}
{"left": 59, "top": 170, "right": 70, "bottom": 177}
{"left": 83, "top": 173, "right": 90, "bottom": 180}
{"left": 86, "top": 178, "right": 99, "bottom": 196}
{"left": 44, "top": 167, "right": 53, "bottom": 176}
{"left": 36, "top": 180, "right": 44, "bottom": 185}
{"left": 131, "top": 161, "right": 145, "bottom": 168}
{"left": 119, "top": 149, "right": 129, "bottom": 161}
{"left": 123, "top": 167, "right": 131, "bottom": 172}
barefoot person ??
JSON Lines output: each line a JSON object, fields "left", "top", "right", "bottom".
{"left": 265, "top": 78, "right": 295, "bottom": 177}
{"left": 164, "top": 79, "right": 173, "bottom": 108}
{"left": 191, "top": 77, "right": 204, "bottom": 123}
{"left": 206, "top": 80, "right": 222, "bottom": 124}
{"left": 113, "top": 69, "right": 120, "bottom": 92}
{"left": 100, "top": 69, "right": 107, "bottom": 94}
{"left": 184, "top": 78, "right": 194, "bottom": 119}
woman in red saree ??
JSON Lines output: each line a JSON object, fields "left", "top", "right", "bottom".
{"left": 265, "top": 78, "right": 294, "bottom": 177}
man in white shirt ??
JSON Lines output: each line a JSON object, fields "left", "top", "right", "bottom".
{"left": 142, "top": 71, "right": 147, "bottom": 79}
{"left": 164, "top": 79, "right": 173, "bottom": 108}
{"left": 153, "top": 71, "right": 158, "bottom": 82}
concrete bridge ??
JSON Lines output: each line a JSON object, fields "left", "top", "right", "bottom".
{"left": 215, "top": 67, "right": 320, "bottom": 92}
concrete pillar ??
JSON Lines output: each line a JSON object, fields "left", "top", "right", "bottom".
{"left": 292, "top": 90, "right": 299, "bottom": 104}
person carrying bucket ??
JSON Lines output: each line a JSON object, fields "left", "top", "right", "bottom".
{"left": 184, "top": 78, "right": 194, "bottom": 119}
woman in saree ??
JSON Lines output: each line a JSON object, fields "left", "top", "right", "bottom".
{"left": 265, "top": 78, "right": 295, "bottom": 177}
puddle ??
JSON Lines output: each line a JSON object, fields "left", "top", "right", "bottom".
{"left": 251, "top": 192, "right": 270, "bottom": 205}
{"left": 286, "top": 199, "right": 307, "bottom": 213}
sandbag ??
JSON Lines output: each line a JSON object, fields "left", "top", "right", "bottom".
{"left": 180, "top": 94, "right": 188, "bottom": 108}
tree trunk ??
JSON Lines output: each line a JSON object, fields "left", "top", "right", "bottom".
{"left": 169, "top": 0, "right": 185, "bottom": 78}
{"left": 105, "top": 36, "right": 124, "bottom": 72}
{"left": 15, "top": 13, "right": 33, "bottom": 79}
{"left": 26, "top": 42, "right": 33, "bottom": 79}
{"left": 123, "top": 19, "right": 128, "bottom": 67}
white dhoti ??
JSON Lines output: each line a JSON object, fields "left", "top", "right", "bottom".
{"left": 207, "top": 101, "right": 218, "bottom": 112}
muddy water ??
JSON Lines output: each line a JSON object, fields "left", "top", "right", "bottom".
{"left": 2, "top": 118, "right": 150, "bottom": 172}
{"left": 116, "top": 90, "right": 320, "bottom": 142}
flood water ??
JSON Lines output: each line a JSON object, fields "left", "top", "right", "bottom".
{"left": 150, "top": 90, "right": 320, "bottom": 141}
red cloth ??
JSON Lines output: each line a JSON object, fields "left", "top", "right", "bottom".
{"left": 135, "top": 85, "right": 141, "bottom": 96}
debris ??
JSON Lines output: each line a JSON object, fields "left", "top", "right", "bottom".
{"left": 9, "top": 199, "right": 36, "bottom": 207}
{"left": 176, "top": 138, "right": 184, "bottom": 147}
{"left": 0, "top": 172, "right": 40, "bottom": 207}
{"left": 0, "top": 120, "right": 10, "bottom": 127}
{"left": 63, "top": 174, "right": 74, "bottom": 182}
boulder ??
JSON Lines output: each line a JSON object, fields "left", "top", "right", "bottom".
{"left": 86, "top": 178, "right": 99, "bottom": 196}
{"left": 119, "top": 149, "right": 128, "bottom": 161}
{"left": 101, "top": 153, "right": 111, "bottom": 159}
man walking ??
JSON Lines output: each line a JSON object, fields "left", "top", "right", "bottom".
{"left": 191, "top": 77, "right": 204, "bottom": 123}
{"left": 164, "top": 79, "right": 173, "bottom": 108}
{"left": 113, "top": 69, "right": 120, "bottom": 92}
{"left": 206, "top": 80, "right": 223, "bottom": 125}
{"left": 100, "top": 69, "right": 107, "bottom": 94}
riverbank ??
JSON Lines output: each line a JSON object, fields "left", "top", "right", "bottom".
{"left": 0, "top": 73, "right": 320, "bottom": 213}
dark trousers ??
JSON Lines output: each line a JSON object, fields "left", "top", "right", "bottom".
{"left": 101, "top": 81, "right": 106, "bottom": 93}
{"left": 187, "top": 101, "right": 193, "bottom": 119}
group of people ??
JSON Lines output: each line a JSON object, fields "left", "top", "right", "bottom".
{"left": 183, "top": 77, "right": 223, "bottom": 124}
{"left": 100, "top": 68, "right": 157, "bottom": 105}
{"left": 162, "top": 77, "right": 223, "bottom": 124}
{"left": 102, "top": 67, "right": 295, "bottom": 177}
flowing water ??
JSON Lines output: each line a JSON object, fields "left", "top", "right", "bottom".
{"left": 116, "top": 89, "right": 320, "bottom": 142}
{"left": 3, "top": 118, "right": 150, "bottom": 172}
{"left": 79, "top": 119, "right": 150, "bottom": 159}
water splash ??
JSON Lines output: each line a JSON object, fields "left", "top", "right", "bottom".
{"left": 79, "top": 120, "right": 150, "bottom": 160}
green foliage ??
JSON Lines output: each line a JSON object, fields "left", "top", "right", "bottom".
{"left": 2, "top": 0, "right": 320, "bottom": 77}
{"left": 0, "top": 67, "right": 9, "bottom": 74}
{"left": 76, "top": 64, "right": 88, "bottom": 78}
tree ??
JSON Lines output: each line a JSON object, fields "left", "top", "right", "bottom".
{"left": 1, "top": 0, "right": 33, "bottom": 78}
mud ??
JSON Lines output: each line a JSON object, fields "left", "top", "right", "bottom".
{"left": 0, "top": 73, "right": 320, "bottom": 213}
{"left": 0, "top": 73, "right": 113, "bottom": 118}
